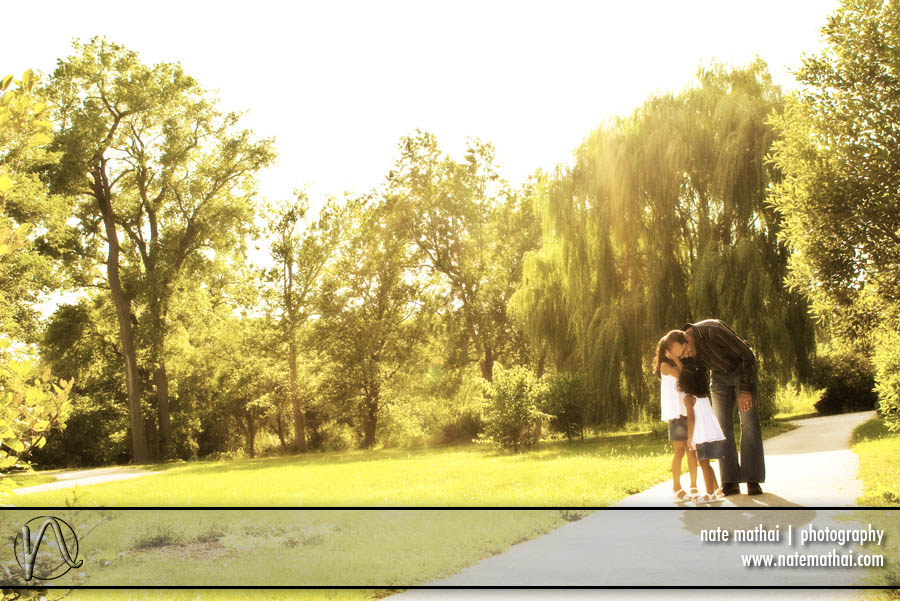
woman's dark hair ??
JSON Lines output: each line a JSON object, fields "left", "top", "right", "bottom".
{"left": 677, "top": 358, "right": 710, "bottom": 397}
{"left": 653, "top": 330, "right": 687, "bottom": 378}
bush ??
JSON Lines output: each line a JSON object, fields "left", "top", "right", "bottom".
{"left": 477, "top": 364, "right": 550, "bottom": 452}
{"left": 873, "top": 329, "right": 900, "bottom": 431}
{"left": 321, "top": 422, "right": 357, "bottom": 451}
{"left": 812, "top": 348, "right": 878, "bottom": 415}
{"left": 542, "top": 371, "right": 589, "bottom": 440}
{"left": 435, "top": 409, "right": 483, "bottom": 444}
{"left": 131, "top": 524, "right": 183, "bottom": 549}
{"left": 756, "top": 373, "right": 778, "bottom": 422}
{"left": 774, "top": 381, "right": 824, "bottom": 417}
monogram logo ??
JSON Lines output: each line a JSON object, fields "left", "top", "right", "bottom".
{"left": 13, "top": 516, "right": 83, "bottom": 581}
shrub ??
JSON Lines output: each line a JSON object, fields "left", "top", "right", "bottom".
{"left": 435, "top": 409, "right": 483, "bottom": 444}
{"left": 322, "top": 422, "right": 357, "bottom": 451}
{"left": 756, "top": 373, "right": 778, "bottom": 422}
{"left": 542, "top": 371, "right": 589, "bottom": 440}
{"left": 477, "top": 364, "right": 550, "bottom": 452}
{"left": 812, "top": 348, "right": 878, "bottom": 415}
{"left": 873, "top": 329, "right": 900, "bottom": 431}
{"left": 774, "top": 381, "right": 824, "bottom": 417}
{"left": 131, "top": 524, "right": 183, "bottom": 549}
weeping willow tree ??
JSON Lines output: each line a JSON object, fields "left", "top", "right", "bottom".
{"left": 510, "top": 59, "right": 816, "bottom": 427}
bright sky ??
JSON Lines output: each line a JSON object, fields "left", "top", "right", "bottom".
{"left": 4, "top": 0, "right": 839, "bottom": 210}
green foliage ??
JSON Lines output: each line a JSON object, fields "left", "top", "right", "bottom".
{"left": 0, "top": 71, "right": 75, "bottom": 472}
{"left": 0, "top": 338, "right": 74, "bottom": 470}
{"left": 852, "top": 417, "right": 900, "bottom": 507}
{"left": 314, "top": 196, "right": 435, "bottom": 448}
{"left": 756, "top": 372, "right": 778, "bottom": 422}
{"left": 511, "top": 60, "right": 814, "bottom": 429}
{"left": 386, "top": 131, "right": 541, "bottom": 382}
{"left": 45, "top": 37, "right": 276, "bottom": 460}
{"left": 812, "top": 347, "right": 878, "bottom": 415}
{"left": 773, "top": 381, "right": 823, "bottom": 418}
{"left": 478, "top": 364, "right": 550, "bottom": 452}
{"left": 262, "top": 192, "right": 347, "bottom": 452}
{"left": 873, "top": 329, "right": 900, "bottom": 431}
{"left": 131, "top": 523, "right": 184, "bottom": 549}
{"left": 542, "top": 370, "right": 590, "bottom": 440}
{"left": 768, "top": 0, "right": 900, "bottom": 338}
{"left": 0, "top": 69, "right": 68, "bottom": 341}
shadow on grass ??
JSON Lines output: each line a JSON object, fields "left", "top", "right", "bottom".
{"left": 21, "top": 419, "right": 801, "bottom": 484}
{"left": 104, "top": 431, "right": 672, "bottom": 481}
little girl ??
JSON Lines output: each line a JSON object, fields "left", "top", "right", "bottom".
{"left": 678, "top": 358, "right": 727, "bottom": 503}
{"left": 654, "top": 336, "right": 698, "bottom": 503}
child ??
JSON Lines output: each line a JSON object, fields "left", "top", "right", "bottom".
{"left": 654, "top": 336, "right": 698, "bottom": 503}
{"left": 678, "top": 358, "right": 727, "bottom": 503}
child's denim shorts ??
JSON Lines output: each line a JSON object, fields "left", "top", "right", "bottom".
{"left": 667, "top": 416, "right": 688, "bottom": 441}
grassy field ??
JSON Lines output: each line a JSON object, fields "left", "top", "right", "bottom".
{"left": 3, "top": 421, "right": 796, "bottom": 508}
{"left": 3, "top": 431, "right": 678, "bottom": 507}
{"left": 850, "top": 417, "right": 900, "bottom": 590}
{"left": 0, "top": 508, "right": 589, "bottom": 591}
{"left": 851, "top": 417, "right": 900, "bottom": 507}
{"left": 0, "top": 421, "right": 797, "bottom": 601}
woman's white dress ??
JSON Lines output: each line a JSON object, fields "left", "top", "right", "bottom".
{"left": 660, "top": 374, "right": 686, "bottom": 421}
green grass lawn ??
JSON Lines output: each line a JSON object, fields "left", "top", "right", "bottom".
{"left": 3, "top": 432, "right": 677, "bottom": 507}
{"left": 0, "top": 508, "right": 588, "bottom": 591}
{"left": 0, "top": 422, "right": 797, "bottom": 601}
{"left": 851, "top": 417, "right": 900, "bottom": 507}
{"left": 4, "top": 421, "right": 795, "bottom": 508}
{"left": 850, "top": 417, "right": 900, "bottom": 590}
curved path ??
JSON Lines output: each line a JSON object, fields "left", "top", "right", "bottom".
{"left": 392, "top": 411, "right": 878, "bottom": 598}
{"left": 10, "top": 465, "right": 159, "bottom": 496}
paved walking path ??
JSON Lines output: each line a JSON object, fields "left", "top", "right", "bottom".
{"left": 392, "top": 411, "right": 878, "bottom": 598}
{"left": 615, "top": 410, "right": 874, "bottom": 508}
{"left": 10, "top": 466, "right": 159, "bottom": 496}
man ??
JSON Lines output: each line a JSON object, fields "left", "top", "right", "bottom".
{"left": 663, "top": 320, "right": 764, "bottom": 496}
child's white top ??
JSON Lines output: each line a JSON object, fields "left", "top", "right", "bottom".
{"left": 660, "top": 374, "right": 687, "bottom": 421}
{"left": 691, "top": 396, "right": 726, "bottom": 445}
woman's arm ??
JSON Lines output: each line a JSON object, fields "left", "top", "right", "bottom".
{"left": 683, "top": 394, "right": 696, "bottom": 450}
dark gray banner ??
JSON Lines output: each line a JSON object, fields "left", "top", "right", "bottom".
{"left": 0, "top": 509, "right": 895, "bottom": 588}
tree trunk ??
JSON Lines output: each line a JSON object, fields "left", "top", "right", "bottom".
{"left": 536, "top": 347, "right": 546, "bottom": 379}
{"left": 275, "top": 410, "right": 287, "bottom": 452}
{"left": 246, "top": 413, "right": 256, "bottom": 459}
{"left": 362, "top": 382, "right": 379, "bottom": 448}
{"left": 288, "top": 335, "right": 307, "bottom": 452}
{"left": 155, "top": 362, "right": 172, "bottom": 459}
{"left": 480, "top": 345, "right": 494, "bottom": 382}
{"left": 96, "top": 176, "right": 150, "bottom": 464}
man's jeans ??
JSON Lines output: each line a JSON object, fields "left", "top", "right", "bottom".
{"left": 709, "top": 367, "right": 765, "bottom": 484}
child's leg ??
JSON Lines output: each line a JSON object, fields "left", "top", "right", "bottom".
{"left": 699, "top": 459, "right": 719, "bottom": 494}
{"left": 672, "top": 441, "right": 686, "bottom": 490}
{"left": 686, "top": 449, "right": 699, "bottom": 490}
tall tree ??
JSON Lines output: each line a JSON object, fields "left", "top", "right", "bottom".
{"left": 385, "top": 131, "right": 540, "bottom": 382}
{"left": 1, "top": 70, "right": 74, "bottom": 471}
{"left": 768, "top": 0, "right": 900, "bottom": 336}
{"left": 45, "top": 38, "right": 275, "bottom": 460}
{"left": 315, "top": 196, "right": 433, "bottom": 448}
{"left": 264, "top": 193, "right": 345, "bottom": 452}
{"left": 767, "top": 0, "right": 900, "bottom": 428}
{"left": 511, "top": 61, "right": 816, "bottom": 426}
{"left": 0, "top": 69, "right": 69, "bottom": 342}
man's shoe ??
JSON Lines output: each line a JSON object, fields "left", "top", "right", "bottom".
{"left": 747, "top": 482, "right": 763, "bottom": 495}
{"left": 721, "top": 483, "right": 740, "bottom": 496}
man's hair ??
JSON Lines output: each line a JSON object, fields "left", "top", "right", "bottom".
{"left": 677, "top": 358, "right": 709, "bottom": 397}
{"left": 662, "top": 329, "right": 686, "bottom": 350}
